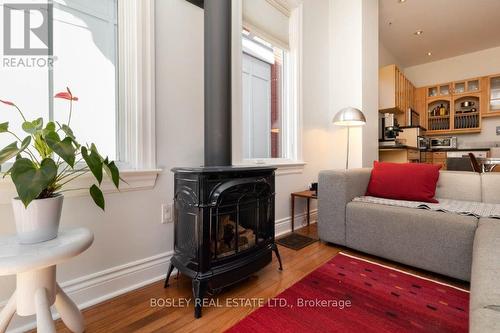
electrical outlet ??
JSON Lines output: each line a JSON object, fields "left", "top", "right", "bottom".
{"left": 496, "top": 126, "right": 500, "bottom": 135}
{"left": 161, "top": 203, "right": 173, "bottom": 224}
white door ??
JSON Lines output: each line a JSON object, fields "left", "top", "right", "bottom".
{"left": 242, "top": 53, "right": 272, "bottom": 159}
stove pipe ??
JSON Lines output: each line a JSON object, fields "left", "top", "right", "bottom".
{"left": 204, "top": 0, "right": 232, "bottom": 166}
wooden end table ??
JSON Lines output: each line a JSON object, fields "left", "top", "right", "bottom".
{"left": 291, "top": 190, "right": 317, "bottom": 232}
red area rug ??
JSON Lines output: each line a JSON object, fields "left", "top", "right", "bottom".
{"left": 227, "top": 253, "right": 469, "bottom": 333}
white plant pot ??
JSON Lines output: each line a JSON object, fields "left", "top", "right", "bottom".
{"left": 12, "top": 194, "right": 63, "bottom": 244}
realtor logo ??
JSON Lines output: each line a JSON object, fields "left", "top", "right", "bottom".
{"left": 3, "top": 3, "right": 53, "bottom": 56}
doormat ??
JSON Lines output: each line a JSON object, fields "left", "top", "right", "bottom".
{"left": 276, "top": 233, "right": 317, "bottom": 250}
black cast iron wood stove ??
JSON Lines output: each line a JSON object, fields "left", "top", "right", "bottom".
{"left": 164, "top": 0, "right": 282, "bottom": 319}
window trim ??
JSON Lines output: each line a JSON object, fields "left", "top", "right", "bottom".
{"left": 117, "top": 0, "right": 156, "bottom": 170}
{"left": 232, "top": 0, "right": 304, "bottom": 170}
{"left": 0, "top": 0, "right": 159, "bottom": 197}
{"left": 0, "top": 169, "right": 162, "bottom": 204}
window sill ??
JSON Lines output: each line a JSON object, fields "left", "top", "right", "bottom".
{"left": 0, "top": 169, "right": 161, "bottom": 205}
{"left": 235, "top": 160, "right": 306, "bottom": 176}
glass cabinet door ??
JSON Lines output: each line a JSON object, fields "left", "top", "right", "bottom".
{"left": 428, "top": 86, "right": 438, "bottom": 97}
{"left": 490, "top": 76, "right": 500, "bottom": 112}
{"left": 454, "top": 82, "right": 466, "bottom": 94}
{"left": 439, "top": 84, "right": 450, "bottom": 96}
{"left": 467, "top": 80, "right": 480, "bottom": 92}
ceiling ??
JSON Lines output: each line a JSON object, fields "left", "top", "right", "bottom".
{"left": 380, "top": 0, "right": 500, "bottom": 67}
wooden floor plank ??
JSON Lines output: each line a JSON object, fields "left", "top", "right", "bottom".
{"left": 28, "top": 224, "right": 468, "bottom": 333}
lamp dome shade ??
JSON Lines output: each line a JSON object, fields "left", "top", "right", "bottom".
{"left": 332, "top": 107, "right": 366, "bottom": 126}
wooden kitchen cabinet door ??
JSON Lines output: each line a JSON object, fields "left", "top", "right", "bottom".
{"left": 415, "top": 87, "right": 427, "bottom": 128}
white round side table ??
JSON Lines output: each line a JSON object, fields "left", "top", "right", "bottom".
{"left": 0, "top": 228, "right": 94, "bottom": 333}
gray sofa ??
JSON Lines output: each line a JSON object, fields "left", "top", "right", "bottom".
{"left": 318, "top": 169, "right": 500, "bottom": 333}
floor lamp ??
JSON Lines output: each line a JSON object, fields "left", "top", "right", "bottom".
{"left": 332, "top": 107, "right": 367, "bottom": 170}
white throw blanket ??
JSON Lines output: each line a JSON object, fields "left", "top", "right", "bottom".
{"left": 352, "top": 196, "right": 500, "bottom": 219}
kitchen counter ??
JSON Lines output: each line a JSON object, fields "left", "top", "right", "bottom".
{"left": 379, "top": 145, "right": 418, "bottom": 150}
{"left": 399, "top": 125, "right": 427, "bottom": 131}
{"left": 423, "top": 148, "right": 491, "bottom": 152}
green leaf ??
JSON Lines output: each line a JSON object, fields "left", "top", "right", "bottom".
{"left": 22, "top": 121, "right": 37, "bottom": 134}
{"left": 44, "top": 122, "right": 56, "bottom": 133}
{"left": 81, "top": 146, "right": 103, "bottom": 184}
{"left": 0, "top": 122, "right": 8, "bottom": 133}
{"left": 20, "top": 136, "right": 31, "bottom": 151}
{"left": 45, "top": 132, "right": 76, "bottom": 167}
{"left": 22, "top": 118, "right": 43, "bottom": 134}
{"left": 60, "top": 124, "right": 75, "bottom": 139}
{"left": 0, "top": 142, "right": 19, "bottom": 165}
{"left": 34, "top": 132, "right": 51, "bottom": 159}
{"left": 11, "top": 158, "right": 57, "bottom": 207}
{"left": 0, "top": 137, "right": 31, "bottom": 165}
{"left": 89, "top": 184, "right": 105, "bottom": 210}
{"left": 103, "top": 160, "right": 120, "bottom": 189}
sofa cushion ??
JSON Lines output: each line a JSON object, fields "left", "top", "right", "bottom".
{"left": 366, "top": 161, "right": 440, "bottom": 203}
{"left": 470, "top": 218, "right": 500, "bottom": 333}
{"left": 435, "top": 171, "right": 482, "bottom": 202}
{"left": 345, "top": 202, "right": 477, "bottom": 281}
{"left": 481, "top": 173, "right": 500, "bottom": 204}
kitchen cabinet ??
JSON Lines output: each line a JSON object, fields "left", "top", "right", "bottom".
{"left": 453, "top": 79, "right": 480, "bottom": 95}
{"left": 425, "top": 78, "right": 483, "bottom": 135}
{"left": 379, "top": 65, "right": 415, "bottom": 123}
{"left": 379, "top": 148, "right": 421, "bottom": 163}
{"left": 483, "top": 74, "right": 500, "bottom": 117}
{"left": 427, "top": 84, "right": 451, "bottom": 98}
{"left": 421, "top": 151, "right": 448, "bottom": 170}
{"left": 415, "top": 87, "right": 427, "bottom": 130}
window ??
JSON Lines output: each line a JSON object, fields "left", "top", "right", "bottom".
{"left": 0, "top": 0, "right": 118, "bottom": 159}
{"left": 242, "top": 32, "right": 288, "bottom": 159}
{"left": 237, "top": 0, "right": 302, "bottom": 166}
{"left": 0, "top": 0, "right": 155, "bottom": 170}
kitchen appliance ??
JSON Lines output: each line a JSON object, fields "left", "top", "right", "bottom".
{"left": 407, "top": 108, "right": 420, "bottom": 126}
{"left": 429, "top": 136, "right": 458, "bottom": 150}
{"left": 380, "top": 113, "right": 402, "bottom": 142}
{"left": 418, "top": 136, "right": 430, "bottom": 150}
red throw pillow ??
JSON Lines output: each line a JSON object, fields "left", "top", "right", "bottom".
{"left": 366, "top": 161, "right": 441, "bottom": 203}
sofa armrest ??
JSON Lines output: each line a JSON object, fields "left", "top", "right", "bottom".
{"left": 317, "top": 168, "right": 372, "bottom": 245}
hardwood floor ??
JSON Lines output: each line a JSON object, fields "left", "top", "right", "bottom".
{"left": 38, "top": 225, "right": 469, "bottom": 333}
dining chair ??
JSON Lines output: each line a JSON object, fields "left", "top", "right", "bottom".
{"left": 468, "top": 153, "right": 482, "bottom": 173}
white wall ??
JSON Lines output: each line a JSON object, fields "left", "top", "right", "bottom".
{"left": 0, "top": 1, "right": 375, "bottom": 331}
{"left": 404, "top": 46, "right": 500, "bottom": 145}
{"left": 362, "top": 0, "right": 379, "bottom": 167}
{"left": 275, "top": 0, "right": 337, "bottom": 225}
{"left": 330, "top": 0, "right": 379, "bottom": 168}
{"left": 379, "top": 42, "right": 399, "bottom": 68}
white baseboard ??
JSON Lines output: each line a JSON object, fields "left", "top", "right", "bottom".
{"left": 2, "top": 211, "right": 317, "bottom": 332}
{"left": 275, "top": 209, "right": 317, "bottom": 237}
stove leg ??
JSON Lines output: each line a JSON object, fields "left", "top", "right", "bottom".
{"left": 272, "top": 243, "right": 283, "bottom": 270}
{"left": 192, "top": 279, "right": 207, "bottom": 319}
{"left": 164, "top": 263, "right": 175, "bottom": 288}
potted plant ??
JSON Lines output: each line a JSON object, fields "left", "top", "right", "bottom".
{"left": 0, "top": 88, "right": 120, "bottom": 244}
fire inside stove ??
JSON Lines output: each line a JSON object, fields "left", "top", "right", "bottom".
{"left": 209, "top": 179, "right": 273, "bottom": 260}
{"left": 214, "top": 215, "right": 258, "bottom": 258}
